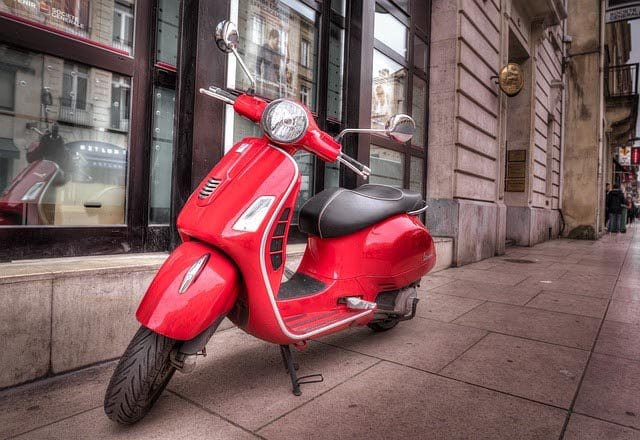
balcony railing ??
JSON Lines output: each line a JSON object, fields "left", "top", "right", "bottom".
{"left": 58, "top": 98, "right": 94, "bottom": 126}
{"left": 606, "top": 63, "right": 639, "bottom": 98}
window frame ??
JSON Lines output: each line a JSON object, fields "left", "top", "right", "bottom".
{"left": 0, "top": 0, "right": 156, "bottom": 261}
{"left": 366, "top": 0, "right": 430, "bottom": 191}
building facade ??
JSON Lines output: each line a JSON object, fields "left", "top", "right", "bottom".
{"left": 562, "top": 0, "right": 638, "bottom": 239}
{"left": 427, "top": 0, "right": 567, "bottom": 265}
{"left": 0, "top": 0, "right": 431, "bottom": 261}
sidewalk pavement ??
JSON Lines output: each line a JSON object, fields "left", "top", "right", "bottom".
{"left": 2, "top": 227, "right": 640, "bottom": 439}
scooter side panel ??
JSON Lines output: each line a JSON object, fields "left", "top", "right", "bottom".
{"left": 296, "top": 214, "right": 436, "bottom": 294}
{"left": 136, "top": 241, "right": 239, "bottom": 341}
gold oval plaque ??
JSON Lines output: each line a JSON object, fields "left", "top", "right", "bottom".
{"left": 498, "top": 63, "right": 524, "bottom": 97}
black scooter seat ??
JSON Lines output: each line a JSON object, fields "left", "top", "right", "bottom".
{"left": 298, "top": 184, "right": 423, "bottom": 239}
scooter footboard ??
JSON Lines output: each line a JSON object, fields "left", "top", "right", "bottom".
{"left": 136, "top": 242, "right": 240, "bottom": 340}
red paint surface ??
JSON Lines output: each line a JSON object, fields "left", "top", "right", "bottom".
{"left": 136, "top": 92, "right": 436, "bottom": 345}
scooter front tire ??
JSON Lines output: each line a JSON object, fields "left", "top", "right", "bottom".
{"left": 104, "top": 326, "right": 178, "bottom": 424}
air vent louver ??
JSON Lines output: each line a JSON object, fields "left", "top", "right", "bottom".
{"left": 198, "top": 177, "right": 221, "bottom": 199}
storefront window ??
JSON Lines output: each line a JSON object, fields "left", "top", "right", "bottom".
{"left": 374, "top": 5, "right": 407, "bottom": 58}
{"left": 0, "top": 43, "right": 130, "bottom": 226}
{"left": 412, "top": 75, "right": 427, "bottom": 148}
{"left": 229, "top": 0, "right": 320, "bottom": 221}
{"left": 232, "top": 0, "right": 319, "bottom": 110}
{"left": 414, "top": 36, "right": 428, "bottom": 72}
{"left": 410, "top": 156, "right": 424, "bottom": 195}
{"left": 327, "top": 22, "right": 344, "bottom": 121}
{"left": 331, "top": 0, "right": 345, "bottom": 16}
{"left": 156, "top": 0, "right": 179, "bottom": 66}
{"left": 149, "top": 87, "right": 175, "bottom": 224}
{"left": 370, "top": 145, "right": 404, "bottom": 188}
{"left": 371, "top": 50, "right": 407, "bottom": 130}
{"left": 0, "top": 0, "right": 137, "bottom": 55}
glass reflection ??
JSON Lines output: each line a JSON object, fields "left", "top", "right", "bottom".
{"left": 234, "top": 0, "right": 318, "bottom": 110}
{"left": 374, "top": 5, "right": 407, "bottom": 58}
{"left": 0, "top": 0, "right": 137, "bottom": 55}
{"left": 369, "top": 145, "right": 404, "bottom": 188}
{"left": 149, "top": 87, "right": 175, "bottom": 224}
{"left": 0, "top": 43, "right": 130, "bottom": 226}
{"left": 371, "top": 50, "right": 407, "bottom": 130}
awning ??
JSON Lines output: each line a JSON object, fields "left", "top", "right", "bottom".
{"left": 0, "top": 138, "right": 19, "bottom": 160}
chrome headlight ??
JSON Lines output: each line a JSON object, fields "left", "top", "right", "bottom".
{"left": 261, "top": 99, "right": 309, "bottom": 144}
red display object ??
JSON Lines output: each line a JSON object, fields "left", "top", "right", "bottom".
{"left": 631, "top": 146, "right": 640, "bottom": 166}
{"left": 136, "top": 91, "right": 437, "bottom": 346}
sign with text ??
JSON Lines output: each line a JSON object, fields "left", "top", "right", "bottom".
{"left": 619, "top": 146, "right": 632, "bottom": 166}
{"left": 2, "top": 0, "right": 90, "bottom": 32}
{"left": 606, "top": 0, "right": 640, "bottom": 22}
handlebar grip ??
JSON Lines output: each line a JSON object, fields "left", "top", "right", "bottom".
{"left": 199, "top": 87, "right": 236, "bottom": 104}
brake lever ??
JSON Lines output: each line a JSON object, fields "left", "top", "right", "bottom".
{"left": 337, "top": 153, "right": 371, "bottom": 180}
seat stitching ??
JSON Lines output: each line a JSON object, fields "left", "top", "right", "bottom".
{"left": 317, "top": 188, "right": 346, "bottom": 239}
{"left": 346, "top": 188, "right": 403, "bottom": 202}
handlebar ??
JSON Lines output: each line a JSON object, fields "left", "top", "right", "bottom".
{"left": 200, "top": 85, "right": 370, "bottom": 180}
{"left": 199, "top": 87, "right": 236, "bottom": 105}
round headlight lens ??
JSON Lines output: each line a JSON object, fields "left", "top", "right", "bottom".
{"left": 261, "top": 99, "right": 309, "bottom": 144}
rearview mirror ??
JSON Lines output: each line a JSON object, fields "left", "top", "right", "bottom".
{"left": 215, "top": 20, "right": 239, "bottom": 53}
{"left": 385, "top": 114, "right": 415, "bottom": 143}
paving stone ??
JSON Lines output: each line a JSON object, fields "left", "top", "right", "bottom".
{"left": 453, "top": 302, "right": 600, "bottom": 350}
{"left": 416, "top": 291, "right": 484, "bottom": 322}
{"left": 562, "top": 262, "right": 622, "bottom": 276}
{"left": 322, "top": 317, "right": 487, "bottom": 373}
{"left": 257, "top": 362, "right": 566, "bottom": 440}
{"left": 595, "top": 320, "right": 640, "bottom": 362}
{"left": 429, "top": 279, "right": 541, "bottom": 305}
{"left": 431, "top": 267, "right": 531, "bottom": 286}
{"left": 564, "top": 414, "right": 640, "bottom": 440}
{"left": 168, "top": 328, "right": 378, "bottom": 431}
{"left": 417, "top": 274, "right": 456, "bottom": 291}
{"left": 0, "top": 363, "right": 113, "bottom": 439}
{"left": 575, "top": 353, "right": 640, "bottom": 429}
{"left": 525, "top": 291, "right": 608, "bottom": 318}
{"left": 521, "top": 277, "right": 613, "bottom": 298}
{"left": 606, "top": 300, "right": 640, "bottom": 325}
{"left": 440, "top": 333, "right": 589, "bottom": 408}
{"left": 559, "top": 272, "right": 619, "bottom": 290}
{"left": 11, "top": 393, "right": 256, "bottom": 440}
{"left": 612, "top": 284, "right": 640, "bottom": 302}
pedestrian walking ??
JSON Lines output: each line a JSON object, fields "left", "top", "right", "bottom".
{"left": 605, "top": 183, "right": 611, "bottom": 228}
{"left": 626, "top": 196, "right": 635, "bottom": 225}
{"left": 606, "top": 183, "right": 626, "bottom": 233}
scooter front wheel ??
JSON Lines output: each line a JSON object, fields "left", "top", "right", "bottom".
{"left": 104, "top": 326, "right": 178, "bottom": 424}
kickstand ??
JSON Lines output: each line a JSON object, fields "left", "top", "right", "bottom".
{"left": 279, "top": 345, "right": 324, "bottom": 396}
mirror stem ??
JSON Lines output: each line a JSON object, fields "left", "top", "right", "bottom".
{"left": 231, "top": 47, "right": 256, "bottom": 95}
{"left": 335, "top": 128, "right": 387, "bottom": 143}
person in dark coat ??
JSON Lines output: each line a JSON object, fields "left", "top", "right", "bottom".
{"left": 606, "top": 183, "right": 626, "bottom": 233}
{"left": 256, "top": 29, "right": 283, "bottom": 95}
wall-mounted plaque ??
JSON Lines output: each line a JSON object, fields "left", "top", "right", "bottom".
{"left": 506, "top": 179, "right": 526, "bottom": 192}
{"left": 507, "top": 149, "right": 527, "bottom": 162}
{"left": 498, "top": 63, "right": 525, "bottom": 97}
{"left": 507, "top": 163, "right": 526, "bottom": 178}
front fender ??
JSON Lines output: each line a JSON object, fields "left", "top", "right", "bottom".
{"left": 136, "top": 242, "right": 240, "bottom": 340}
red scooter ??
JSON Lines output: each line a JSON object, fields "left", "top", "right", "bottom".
{"left": 104, "top": 21, "right": 436, "bottom": 425}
